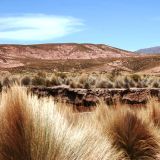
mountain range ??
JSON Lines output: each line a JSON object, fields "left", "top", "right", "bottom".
{"left": 136, "top": 46, "right": 160, "bottom": 54}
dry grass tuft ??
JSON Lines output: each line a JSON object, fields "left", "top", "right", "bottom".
{"left": 0, "top": 86, "right": 123, "bottom": 159}
{"left": 1, "top": 86, "right": 160, "bottom": 159}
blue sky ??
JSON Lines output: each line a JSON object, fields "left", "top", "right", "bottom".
{"left": 0, "top": 0, "right": 160, "bottom": 51}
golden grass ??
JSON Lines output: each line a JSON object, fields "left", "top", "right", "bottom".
{"left": 0, "top": 86, "right": 122, "bottom": 160}
{"left": 1, "top": 86, "right": 160, "bottom": 159}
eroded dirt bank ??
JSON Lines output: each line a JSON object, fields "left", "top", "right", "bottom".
{"left": 30, "top": 86, "right": 160, "bottom": 111}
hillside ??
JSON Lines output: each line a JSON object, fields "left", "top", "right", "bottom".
{"left": 0, "top": 43, "right": 133, "bottom": 60}
{"left": 2, "top": 43, "right": 160, "bottom": 74}
{"left": 0, "top": 43, "right": 135, "bottom": 70}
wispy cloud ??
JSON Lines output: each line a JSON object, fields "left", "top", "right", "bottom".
{"left": 0, "top": 14, "right": 84, "bottom": 43}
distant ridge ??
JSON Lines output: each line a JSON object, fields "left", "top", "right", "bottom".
{"left": 136, "top": 46, "right": 160, "bottom": 54}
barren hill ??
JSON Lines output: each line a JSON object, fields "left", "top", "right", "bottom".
{"left": 0, "top": 43, "right": 135, "bottom": 70}
{"left": 1, "top": 43, "right": 160, "bottom": 74}
{"left": 0, "top": 43, "right": 133, "bottom": 60}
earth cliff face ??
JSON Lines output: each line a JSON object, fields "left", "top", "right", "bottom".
{"left": 31, "top": 86, "right": 160, "bottom": 111}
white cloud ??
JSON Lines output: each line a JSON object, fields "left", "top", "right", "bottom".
{"left": 0, "top": 14, "right": 84, "bottom": 42}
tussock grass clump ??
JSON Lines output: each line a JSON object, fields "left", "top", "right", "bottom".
{"left": 37, "top": 71, "right": 47, "bottom": 78}
{"left": 131, "top": 74, "right": 141, "bottom": 82}
{"left": 69, "top": 78, "right": 84, "bottom": 88}
{"left": 55, "top": 72, "right": 67, "bottom": 79}
{"left": 78, "top": 75, "right": 95, "bottom": 89}
{"left": 152, "top": 80, "right": 160, "bottom": 88}
{"left": 0, "top": 82, "right": 2, "bottom": 92}
{"left": 96, "top": 80, "right": 113, "bottom": 88}
{"left": 0, "top": 86, "right": 124, "bottom": 159}
{"left": 32, "top": 76, "right": 46, "bottom": 86}
{"left": 1, "top": 86, "right": 160, "bottom": 159}
{"left": 84, "top": 81, "right": 91, "bottom": 89}
{"left": 21, "top": 76, "right": 31, "bottom": 86}
{"left": 69, "top": 81, "right": 78, "bottom": 88}
{"left": 2, "top": 77, "right": 10, "bottom": 87}
{"left": 94, "top": 102, "right": 160, "bottom": 159}
{"left": 78, "top": 74, "right": 88, "bottom": 84}
{"left": 50, "top": 75, "right": 61, "bottom": 86}
{"left": 114, "top": 80, "right": 123, "bottom": 88}
{"left": 11, "top": 77, "right": 20, "bottom": 85}
{"left": 64, "top": 78, "right": 72, "bottom": 85}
